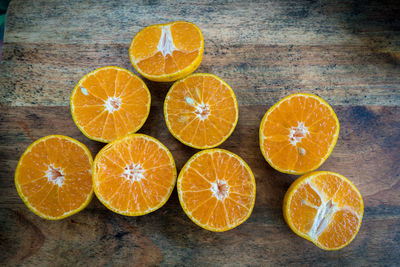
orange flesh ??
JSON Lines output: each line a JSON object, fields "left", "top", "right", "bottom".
{"left": 93, "top": 134, "right": 176, "bottom": 215}
{"left": 260, "top": 94, "right": 339, "bottom": 174}
{"left": 71, "top": 67, "right": 150, "bottom": 143}
{"left": 15, "top": 136, "right": 93, "bottom": 219}
{"left": 178, "top": 150, "right": 255, "bottom": 231}
{"left": 130, "top": 22, "right": 202, "bottom": 77}
{"left": 286, "top": 172, "right": 363, "bottom": 250}
{"left": 165, "top": 74, "right": 238, "bottom": 148}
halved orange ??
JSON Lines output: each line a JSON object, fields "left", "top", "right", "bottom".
{"left": 129, "top": 21, "right": 204, "bottom": 82}
{"left": 259, "top": 93, "right": 339, "bottom": 174}
{"left": 283, "top": 171, "right": 363, "bottom": 250}
{"left": 70, "top": 66, "right": 151, "bottom": 143}
{"left": 93, "top": 134, "right": 176, "bottom": 216}
{"left": 177, "top": 149, "right": 256, "bottom": 232}
{"left": 164, "top": 73, "right": 238, "bottom": 149}
{"left": 15, "top": 135, "right": 93, "bottom": 220}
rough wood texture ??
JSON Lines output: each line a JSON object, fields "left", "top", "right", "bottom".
{"left": 0, "top": 0, "right": 399, "bottom": 266}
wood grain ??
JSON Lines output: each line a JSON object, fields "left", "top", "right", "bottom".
{"left": 1, "top": 0, "right": 399, "bottom": 266}
{"left": 1, "top": 0, "right": 400, "bottom": 106}
{"left": 1, "top": 105, "right": 399, "bottom": 265}
{"left": 1, "top": 43, "right": 400, "bottom": 106}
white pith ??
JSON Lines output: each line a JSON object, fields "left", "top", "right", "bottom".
{"left": 122, "top": 163, "right": 146, "bottom": 182}
{"left": 45, "top": 164, "right": 65, "bottom": 187}
{"left": 210, "top": 179, "right": 229, "bottom": 200}
{"left": 104, "top": 96, "right": 121, "bottom": 113}
{"left": 308, "top": 198, "right": 337, "bottom": 239}
{"left": 289, "top": 121, "right": 309, "bottom": 145}
{"left": 157, "top": 25, "right": 177, "bottom": 57}
{"left": 303, "top": 181, "right": 338, "bottom": 240}
{"left": 185, "top": 96, "right": 210, "bottom": 120}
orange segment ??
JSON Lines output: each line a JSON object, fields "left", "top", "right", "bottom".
{"left": 70, "top": 66, "right": 151, "bottom": 143}
{"left": 164, "top": 73, "right": 238, "bottom": 149}
{"left": 283, "top": 171, "right": 363, "bottom": 250}
{"left": 129, "top": 26, "right": 161, "bottom": 61}
{"left": 129, "top": 21, "right": 204, "bottom": 82}
{"left": 259, "top": 93, "right": 339, "bottom": 174}
{"left": 177, "top": 149, "right": 256, "bottom": 232}
{"left": 93, "top": 134, "right": 176, "bottom": 216}
{"left": 15, "top": 135, "right": 93, "bottom": 220}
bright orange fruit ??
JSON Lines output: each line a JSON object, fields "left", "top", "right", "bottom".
{"left": 93, "top": 134, "right": 176, "bottom": 216}
{"left": 283, "top": 171, "right": 363, "bottom": 250}
{"left": 259, "top": 93, "right": 339, "bottom": 174}
{"left": 177, "top": 149, "right": 256, "bottom": 232}
{"left": 15, "top": 135, "right": 93, "bottom": 220}
{"left": 164, "top": 73, "right": 238, "bottom": 149}
{"left": 70, "top": 66, "right": 151, "bottom": 143}
{"left": 129, "top": 21, "right": 204, "bottom": 82}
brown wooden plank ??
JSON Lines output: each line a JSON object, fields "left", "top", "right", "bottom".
{"left": 4, "top": 0, "right": 400, "bottom": 48}
{"left": 1, "top": 105, "right": 399, "bottom": 208}
{"left": 1, "top": 0, "right": 400, "bottom": 265}
{"left": 1, "top": 0, "right": 400, "bottom": 107}
{"left": 0, "top": 105, "right": 399, "bottom": 267}
{"left": 1, "top": 43, "right": 400, "bottom": 106}
{"left": 0, "top": 205, "right": 399, "bottom": 266}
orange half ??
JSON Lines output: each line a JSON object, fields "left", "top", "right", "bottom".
{"left": 164, "top": 73, "right": 238, "bottom": 149}
{"left": 15, "top": 135, "right": 93, "bottom": 220}
{"left": 178, "top": 149, "right": 256, "bottom": 232}
{"left": 259, "top": 93, "right": 339, "bottom": 174}
{"left": 93, "top": 134, "right": 176, "bottom": 216}
{"left": 283, "top": 171, "right": 363, "bottom": 250}
{"left": 70, "top": 66, "right": 151, "bottom": 143}
{"left": 129, "top": 21, "right": 204, "bottom": 82}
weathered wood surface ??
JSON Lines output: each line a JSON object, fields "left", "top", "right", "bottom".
{"left": 0, "top": 0, "right": 399, "bottom": 266}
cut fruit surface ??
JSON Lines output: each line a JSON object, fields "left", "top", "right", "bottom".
{"left": 177, "top": 149, "right": 256, "bottom": 232}
{"left": 129, "top": 21, "right": 204, "bottom": 82}
{"left": 259, "top": 93, "right": 339, "bottom": 174}
{"left": 70, "top": 66, "right": 151, "bottom": 143}
{"left": 93, "top": 134, "right": 176, "bottom": 216}
{"left": 15, "top": 135, "right": 93, "bottom": 220}
{"left": 283, "top": 171, "right": 363, "bottom": 250}
{"left": 164, "top": 73, "right": 238, "bottom": 149}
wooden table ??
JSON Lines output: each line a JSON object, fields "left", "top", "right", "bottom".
{"left": 1, "top": 0, "right": 399, "bottom": 265}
